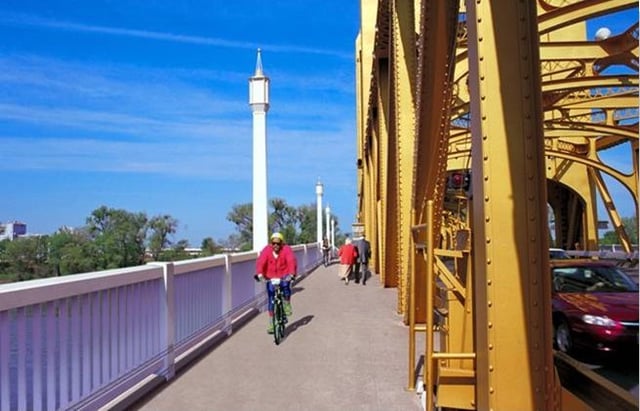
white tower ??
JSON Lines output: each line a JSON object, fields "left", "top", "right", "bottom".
{"left": 249, "top": 49, "right": 270, "bottom": 250}
{"left": 315, "top": 179, "right": 324, "bottom": 244}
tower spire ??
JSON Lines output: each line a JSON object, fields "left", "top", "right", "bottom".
{"left": 254, "top": 48, "right": 264, "bottom": 77}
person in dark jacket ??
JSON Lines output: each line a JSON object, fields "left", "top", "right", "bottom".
{"left": 354, "top": 234, "right": 372, "bottom": 285}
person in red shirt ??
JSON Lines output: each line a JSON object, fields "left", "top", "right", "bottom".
{"left": 338, "top": 237, "right": 358, "bottom": 285}
{"left": 255, "top": 232, "right": 298, "bottom": 333}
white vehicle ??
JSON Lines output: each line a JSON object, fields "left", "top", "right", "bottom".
{"left": 550, "top": 248, "right": 571, "bottom": 260}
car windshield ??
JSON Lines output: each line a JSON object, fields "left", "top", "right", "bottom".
{"left": 552, "top": 265, "right": 639, "bottom": 293}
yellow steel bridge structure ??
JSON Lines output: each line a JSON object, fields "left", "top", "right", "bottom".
{"left": 355, "top": 0, "right": 638, "bottom": 410}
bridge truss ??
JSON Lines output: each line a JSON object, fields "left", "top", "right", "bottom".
{"left": 355, "top": 1, "right": 638, "bottom": 410}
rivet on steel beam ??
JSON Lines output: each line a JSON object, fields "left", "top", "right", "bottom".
{"left": 488, "top": 301, "right": 492, "bottom": 307}
{"left": 486, "top": 237, "right": 491, "bottom": 243}
{"left": 487, "top": 259, "right": 491, "bottom": 265}
{"left": 489, "top": 365, "right": 494, "bottom": 372}
{"left": 484, "top": 155, "right": 489, "bottom": 160}
{"left": 487, "top": 279, "right": 492, "bottom": 285}
{"left": 485, "top": 196, "right": 489, "bottom": 202}
{"left": 488, "top": 322, "right": 493, "bottom": 328}
{"left": 489, "top": 344, "right": 494, "bottom": 350}
{"left": 485, "top": 216, "right": 490, "bottom": 222}
{"left": 489, "top": 387, "right": 494, "bottom": 394}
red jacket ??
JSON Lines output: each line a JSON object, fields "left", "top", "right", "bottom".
{"left": 338, "top": 243, "right": 358, "bottom": 265}
{"left": 256, "top": 244, "right": 298, "bottom": 279}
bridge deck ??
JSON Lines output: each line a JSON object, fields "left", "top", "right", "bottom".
{"left": 131, "top": 264, "right": 423, "bottom": 411}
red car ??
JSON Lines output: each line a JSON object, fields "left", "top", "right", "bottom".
{"left": 551, "top": 259, "right": 639, "bottom": 356}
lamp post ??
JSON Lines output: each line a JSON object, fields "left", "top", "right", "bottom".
{"left": 316, "top": 180, "right": 324, "bottom": 244}
{"left": 330, "top": 218, "right": 336, "bottom": 250}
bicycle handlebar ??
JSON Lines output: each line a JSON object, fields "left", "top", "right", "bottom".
{"left": 254, "top": 274, "right": 297, "bottom": 284}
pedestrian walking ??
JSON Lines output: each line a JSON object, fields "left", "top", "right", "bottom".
{"left": 338, "top": 237, "right": 358, "bottom": 285}
{"left": 354, "top": 234, "right": 372, "bottom": 285}
{"left": 322, "top": 237, "right": 331, "bottom": 267}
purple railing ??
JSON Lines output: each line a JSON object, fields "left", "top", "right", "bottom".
{"left": 0, "top": 243, "right": 322, "bottom": 411}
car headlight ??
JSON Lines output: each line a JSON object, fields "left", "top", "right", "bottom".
{"left": 582, "top": 315, "right": 616, "bottom": 327}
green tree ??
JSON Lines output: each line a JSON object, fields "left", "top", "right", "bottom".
{"left": 48, "top": 227, "right": 98, "bottom": 275}
{"left": 147, "top": 215, "right": 178, "bottom": 261}
{"left": 1, "top": 236, "right": 51, "bottom": 281}
{"left": 269, "top": 197, "right": 298, "bottom": 244}
{"left": 86, "top": 206, "right": 148, "bottom": 269}
{"left": 623, "top": 216, "right": 638, "bottom": 244}
{"left": 158, "top": 239, "right": 192, "bottom": 261}
{"left": 201, "top": 237, "right": 223, "bottom": 256}
{"left": 601, "top": 215, "right": 638, "bottom": 245}
{"left": 295, "top": 203, "right": 318, "bottom": 244}
{"left": 226, "top": 199, "right": 342, "bottom": 248}
{"left": 226, "top": 203, "right": 253, "bottom": 251}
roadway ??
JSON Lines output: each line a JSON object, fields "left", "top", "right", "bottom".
{"left": 130, "top": 263, "right": 423, "bottom": 411}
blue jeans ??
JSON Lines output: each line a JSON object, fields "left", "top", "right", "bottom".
{"left": 266, "top": 279, "right": 292, "bottom": 313}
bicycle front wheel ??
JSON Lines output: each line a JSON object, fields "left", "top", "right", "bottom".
{"left": 273, "top": 302, "right": 285, "bottom": 345}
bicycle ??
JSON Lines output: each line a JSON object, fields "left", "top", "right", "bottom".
{"left": 255, "top": 275, "right": 294, "bottom": 345}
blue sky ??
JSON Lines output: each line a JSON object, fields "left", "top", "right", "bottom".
{"left": 0, "top": 1, "right": 360, "bottom": 246}
{"left": 0, "top": 3, "right": 636, "bottom": 247}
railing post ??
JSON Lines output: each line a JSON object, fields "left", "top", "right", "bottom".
{"left": 153, "top": 262, "right": 176, "bottom": 380}
{"left": 223, "top": 254, "right": 233, "bottom": 334}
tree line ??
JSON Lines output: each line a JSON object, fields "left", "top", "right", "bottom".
{"left": 600, "top": 216, "right": 638, "bottom": 246}
{"left": 0, "top": 199, "right": 341, "bottom": 283}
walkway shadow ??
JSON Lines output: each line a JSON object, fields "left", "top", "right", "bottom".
{"left": 285, "top": 314, "right": 314, "bottom": 337}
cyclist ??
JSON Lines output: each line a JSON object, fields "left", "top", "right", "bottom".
{"left": 322, "top": 237, "right": 331, "bottom": 267}
{"left": 255, "top": 232, "right": 298, "bottom": 334}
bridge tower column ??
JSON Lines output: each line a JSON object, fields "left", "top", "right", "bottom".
{"left": 466, "top": 1, "right": 557, "bottom": 410}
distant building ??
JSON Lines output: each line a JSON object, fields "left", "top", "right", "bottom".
{"left": 0, "top": 221, "right": 27, "bottom": 241}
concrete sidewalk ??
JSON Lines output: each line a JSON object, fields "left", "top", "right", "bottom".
{"left": 131, "top": 264, "right": 423, "bottom": 411}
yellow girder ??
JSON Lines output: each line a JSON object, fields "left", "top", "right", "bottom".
{"left": 356, "top": 0, "right": 638, "bottom": 409}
